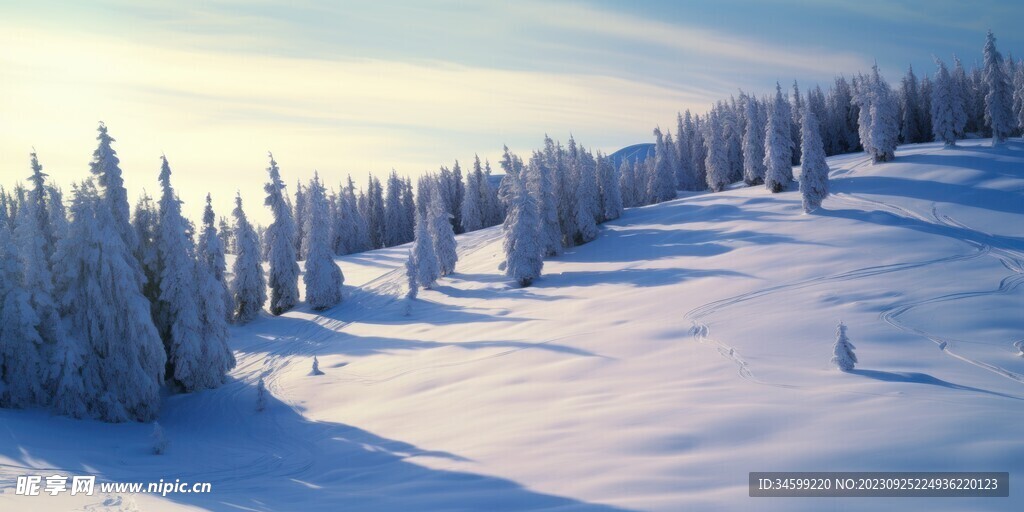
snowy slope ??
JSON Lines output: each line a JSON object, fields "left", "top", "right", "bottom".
{"left": 1, "top": 140, "right": 1023, "bottom": 511}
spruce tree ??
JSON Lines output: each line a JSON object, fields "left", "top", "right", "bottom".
{"left": 931, "top": 58, "right": 966, "bottom": 147}
{"left": 831, "top": 322, "right": 857, "bottom": 371}
{"left": 303, "top": 173, "right": 344, "bottom": 310}
{"left": 704, "top": 111, "right": 731, "bottom": 192}
{"left": 155, "top": 156, "right": 206, "bottom": 392}
{"left": 763, "top": 83, "right": 793, "bottom": 192}
{"left": 427, "top": 182, "right": 458, "bottom": 276}
{"left": 199, "top": 194, "right": 233, "bottom": 322}
{"left": 54, "top": 181, "right": 165, "bottom": 422}
{"left": 799, "top": 107, "right": 830, "bottom": 213}
{"left": 651, "top": 128, "right": 677, "bottom": 202}
{"left": 502, "top": 171, "right": 543, "bottom": 287}
{"left": 89, "top": 123, "right": 144, "bottom": 287}
{"left": 742, "top": 94, "right": 767, "bottom": 185}
{"left": 461, "top": 161, "right": 483, "bottom": 232}
{"left": 597, "top": 152, "right": 623, "bottom": 222}
{"left": 983, "top": 31, "right": 1015, "bottom": 145}
{"left": 231, "top": 194, "right": 266, "bottom": 324}
{"left": 264, "top": 153, "right": 300, "bottom": 315}
{"left": 411, "top": 206, "right": 439, "bottom": 289}
{"left": 0, "top": 202, "right": 46, "bottom": 408}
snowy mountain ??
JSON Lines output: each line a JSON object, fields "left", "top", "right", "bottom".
{"left": 1, "top": 140, "right": 1022, "bottom": 511}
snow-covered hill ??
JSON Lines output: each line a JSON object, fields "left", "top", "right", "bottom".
{"left": 2, "top": 140, "right": 1022, "bottom": 511}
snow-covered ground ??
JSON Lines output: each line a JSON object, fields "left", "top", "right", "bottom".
{"left": 2, "top": 140, "right": 1022, "bottom": 511}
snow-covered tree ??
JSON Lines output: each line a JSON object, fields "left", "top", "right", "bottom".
{"left": 293, "top": 181, "right": 307, "bottom": 258}
{"left": 384, "top": 171, "right": 407, "bottom": 246}
{"left": 54, "top": 181, "right": 165, "bottom": 422}
{"left": 256, "top": 377, "right": 267, "bottom": 411}
{"left": 931, "top": 58, "right": 967, "bottom": 147}
{"left": 704, "top": 111, "right": 731, "bottom": 192}
{"left": 799, "top": 107, "right": 830, "bottom": 213}
{"left": 831, "top": 322, "right": 857, "bottom": 371}
{"left": 311, "top": 356, "right": 324, "bottom": 376}
{"left": 88, "top": 123, "right": 144, "bottom": 286}
{"left": 154, "top": 156, "right": 207, "bottom": 392}
{"left": 572, "top": 148, "right": 600, "bottom": 244}
{"left": 899, "top": 65, "right": 926, "bottom": 144}
{"left": 596, "top": 152, "right": 623, "bottom": 222}
{"left": 1013, "top": 65, "right": 1024, "bottom": 132}
{"left": 198, "top": 194, "right": 233, "bottom": 322}
{"left": 855, "top": 66, "right": 900, "bottom": 163}
{"left": 427, "top": 182, "right": 458, "bottom": 276}
{"left": 742, "top": 94, "right": 767, "bottom": 185}
{"left": 264, "top": 153, "right": 300, "bottom": 315}
{"left": 983, "top": 31, "right": 1015, "bottom": 145}
{"left": 403, "top": 250, "right": 418, "bottom": 316}
{"left": 230, "top": 193, "right": 266, "bottom": 324}
{"left": 650, "top": 128, "right": 677, "bottom": 202}
{"left": 0, "top": 200, "right": 46, "bottom": 409}
{"left": 791, "top": 81, "right": 804, "bottom": 165}
{"left": 411, "top": 206, "right": 439, "bottom": 289}
{"left": 152, "top": 422, "right": 168, "bottom": 454}
{"left": 502, "top": 170, "right": 543, "bottom": 287}
{"left": 525, "top": 149, "right": 563, "bottom": 257}
{"left": 303, "top": 173, "right": 344, "bottom": 310}
{"left": 764, "top": 83, "right": 793, "bottom": 192}
{"left": 675, "top": 112, "right": 698, "bottom": 190}
{"left": 460, "top": 161, "right": 483, "bottom": 232}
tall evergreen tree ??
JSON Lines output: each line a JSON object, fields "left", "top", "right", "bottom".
{"left": 502, "top": 171, "right": 543, "bottom": 287}
{"left": 303, "top": 173, "right": 344, "bottom": 310}
{"left": 705, "top": 110, "right": 731, "bottom": 192}
{"left": 461, "top": 160, "right": 483, "bottom": 232}
{"left": 411, "top": 206, "right": 439, "bottom": 289}
{"left": 931, "top": 58, "right": 966, "bottom": 146}
{"left": 88, "top": 123, "right": 144, "bottom": 287}
{"left": 596, "top": 152, "right": 623, "bottom": 222}
{"left": 384, "top": 171, "right": 407, "bottom": 246}
{"left": 293, "top": 181, "right": 308, "bottom": 258}
{"left": 675, "top": 112, "right": 698, "bottom": 190}
{"left": 264, "top": 153, "right": 300, "bottom": 315}
{"left": 427, "top": 182, "right": 458, "bottom": 277}
{"left": 231, "top": 194, "right": 266, "bottom": 324}
{"left": 798, "top": 107, "right": 830, "bottom": 213}
{"left": 650, "top": 128, "right": 677, "bottom": 202}
{"left": 742, "top": 94, "right": 767, "bottom": 185}
{"left": 199, "top": 194, "right": 233, "bottom": 322}
{"left": 764, "top": 83, "right": 793, "bottom": 193}
{"left": 983, "top": 31, "right": 1015, "bottom": 145}
{"left": 54, "top": 181, "right": 165, "bottom": 422}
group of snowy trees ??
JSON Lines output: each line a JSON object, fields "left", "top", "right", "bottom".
{"left": 642, "top": 31, "right": 1024, "bottom": 207}
{"left": 0, "top": 125, "right": 235, "bottom": 422}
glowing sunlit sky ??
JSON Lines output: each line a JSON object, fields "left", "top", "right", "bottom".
{"left": 2, "top": 0, "right": 1022, "bottom": 223}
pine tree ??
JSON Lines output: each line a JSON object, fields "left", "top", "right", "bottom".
{"left": 855, "top": 66, "right": 900, "bottom": 163}
{"left": 791, "top": 81, "right": 804, "bottom": 165}
{"left": 0, "top": 201, "right": 46, "bottom": 408}
{"left": 256, "top": 377, "right": 267, "bottom": 412}
{"left": 54, "top": 181, "right": 166, "bottom": 422}
{"left": 403, "top": 250, "right": 418, "bottom": 316}
{"left": 1013, "top": 65, "right": 1024, "bottom": 132}
{"left": 573, "top": 148, "right": 600, "bottom": 244}
{"left": 799, "top": 107, "right": 830, "bottom": 213}
{"left": 764, "top": 83, "right": 793, "bottom": 192}
{"left": 983, "top": 31, "right": 1015, "bottom": 145}
{"left": 293, "top": 181, "right": 307, "bottom": 258}
{"left": 704, "top": 111, "right": 731, "bottom": 192}
{"left": 931, "top": 58, "right": 966, "bottom": 146}
{"left": 311, "top": 356, "right": 324, "bottom": 376}
{"left": 199, "top": 194, "right": 233, "bottom": 322}
{"left": 899, "top": 65, "right": 925, "bottom": 144}
{"left": 231, "top": 194, "right": 266, "bottom": 324}
{"left": 411, "top": 206, "right": 439, "bottom": 289}
{"left": 155, "top": 156, "right": 206, "bottom": 392}
{"left": 195, "top": 195, "right": 235, "bottom": 387}
{"left": 831, "top": 322, "right": 857, "bottom": 371}
{"left": 132, "top": 193, "right": 161, "bottom": 322}
{"left": 675, "top": 112, "right": 697, "bottom": 190}
{"left": 384, "top": 171, "right": 406, "bottom": 246}
{"left": 451, "top": 160, "right": 465, "bottom": 233}
{"left": 461, "top": 160, "right": 483, "bottom": 232}
{"left": 742, "top": 94, "right": 767, "bottom": 185}
{"left": 152, "top": 422, "right": 168, "bottom": 454}
{"left": 597, "top": 152, "right": 623, "bottom": 222}
{"left": 303, "top": 173, "right": 344, "bottom": 310}
{"left": 427, "top": 182, "right": 458, "bottom": 276}
{"left": 526, "top": 150, "right": 563, "bottom": 257}
{"left": 502, "top": 171, "right": 543, "bottom": 287}
{"left": 89, "top": 123, "right": 144, "bottom": 287}
{"left": 264, "top": 153, "right": 300, "bottom": 315}
{"left": 650, "top": 128, "right": 677, "bottom": 202}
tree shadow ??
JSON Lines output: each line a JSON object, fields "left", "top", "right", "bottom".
{"left": 0, "top": 380, "right": 634, "bottom": 511}
{"left": 830, "top": 173, "right": 1023, "bottom": 217}
{"left": 849, "top": 369, "right": 1024, "bottom": 401}
{"left": 533, "top": 267, "right": 751, "bottom": 289}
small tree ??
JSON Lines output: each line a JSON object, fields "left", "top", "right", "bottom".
{"left": 411, "top": 207, "right": 439, "bottom": 289}
{"left": 404, "top": 250, "right": 418, "bottom": 316}
{"left": 256, "top": 377, "right": 267, "bottom": 412}
{"left": 152, "top": 422, "right": 168, "bottom": 455}
{"left": 831, "top": 322, "right": 857, "bottom": 371}
{"left": 311, "top": 356, "right": 324, "bottom": 376}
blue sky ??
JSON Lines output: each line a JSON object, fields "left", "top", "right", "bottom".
{"left": 1, "top": 0, "right": 1021, "bottom": 222}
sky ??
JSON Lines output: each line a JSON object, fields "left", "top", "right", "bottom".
{"left": 2, "top": 0, "right": 1022, "bottom": 224}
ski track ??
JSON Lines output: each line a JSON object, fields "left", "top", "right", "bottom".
{"left": 684, "top": 148, "right": 1024, "bottom": 393}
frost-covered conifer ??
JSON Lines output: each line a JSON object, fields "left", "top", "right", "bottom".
{"left": 502, "top": 170, "right": 543, "bottom": 287}
{"left": 303, "top": 173, "right": 344, "bottom": 310}
{"left": 155, "top": 156, "right": 207, "bottom": 392}
{"left": 704, "top": 111, "right": 731, "bottom": 192}
{"left": 650, "top": 128, "right": 677, "bottom": 202}
{"left": 411, "top": 206, "right": 439, "bottom": 289}
{"left": 293, "top": 181, "right": 307, "bottom": 258}
{"left": 931, "top": 58, "right": 966, "bottom": 147}
{"left": 983, "top": 31, "right": 1015, "bottom": 145}
{"left": 152, "top": 422, "right": 168, "bottom": 454}
{"left": 461, "top": 162, "right": 483, "bottom": 232}
{"left": 573, "top": 149, "right": 600, "bottom": 244}
{"left": 311, "top": 356, "right": 324, "bottom": 376}
{"left": 231, "top": 193, "right": 266, "bottom": 324}
{"left": 764, "top": 83, "right": 793, "bottom": 192}
{"left": 427, "top": 182, "right": 458, "bottom": 276}
{"left": 597, "top": 152, "right": 623, "bottom": 222}
{"left": 55, "top": 181, "right": 165, "bottom": 422}
{"left": 0, "top": 201, "right": 46, "bottom": 408}
{"left": 742, "top": 94, "right": 767, "bottom": 185}
{"left": 799, "top": 107, "right": 830, "bottom": 213}
{"left": 198, "top": 194, "right": 233, "bottom": 322}
{"left": 831, "top": 322, "right": 857, "bottom": 371}
{"left": 384, "top": 171, "right": 407, "bottom": 246}
{"left": 89, "top": 123, "right": 144, "bottom": 286}
{"left": 403, "top": 251, "right": 418, "bottom": 316}
{"left": 256, "top": 377, "right": 267, "bottom": 411}
{"left": 264, "top": 153, "right": 300, "bottom": 315}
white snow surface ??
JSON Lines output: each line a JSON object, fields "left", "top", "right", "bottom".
{"left": 2, "top": 140, "right": 1023, "bottom": 511}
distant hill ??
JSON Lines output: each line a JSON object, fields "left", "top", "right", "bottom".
{"left": 608, "top": 143, "right": 655, "bottom": 168}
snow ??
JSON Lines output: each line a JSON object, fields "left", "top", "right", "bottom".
{"left": 2, "top": 140, "right": 1023, "bottom": 511}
